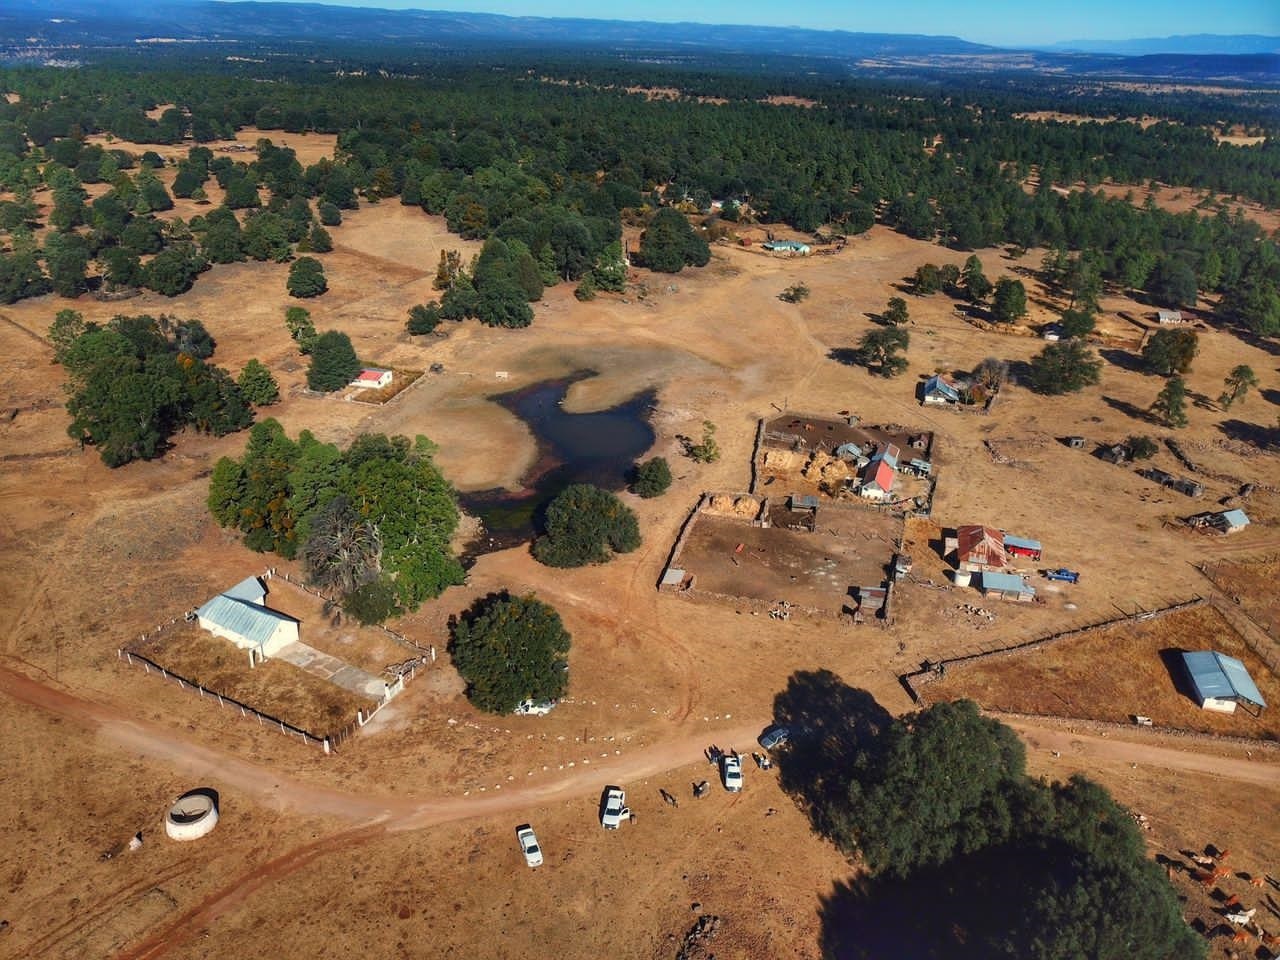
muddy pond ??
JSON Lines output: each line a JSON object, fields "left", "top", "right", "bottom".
{"left": 458, "top": 373, "right": 656, "bottom": 557}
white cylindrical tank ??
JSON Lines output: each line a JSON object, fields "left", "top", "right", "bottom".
{"left": 953, "top": 569, "right": 972, "bottom": 587}
{"left": 165, "top": 790, "right": 219, "bottom": 841}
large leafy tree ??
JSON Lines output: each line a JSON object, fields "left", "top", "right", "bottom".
{"left": 1141, "top": 328, "right": 1198, "bottom": 376}
{"left": 961, "top": 255, "right": 992, "bottom": 303}
{"left": 533, "top": 483, "right": 641, "bottom": 567}
{"left": 301, "top": 494, "right": 382, "bottom": 596}
{"left": 1150, "top": 376, "right": 1189, "bottom": 428}
{"left": 450, "top": 593, "right": 571, "bottom": 714}
{"left": 306, "top": 331, "right": 360, "bottom": 392}
{"left": 237, "top": 359, "right": 279, "bottom": 405}
{"left": 287, "top": 256, "right": 328, "bottom": 298}
{"left": 639, "top": 208, "right": 709, "bottom": 274}
{"left": 855, "top": 327, "right": 909, "bottom": 377}
{"left": 991, "top": 277, "right": 1027, "bottom": 323}
{"left": 1219, "top": 364, "right": 1258, "bottom": 409}
{"left": 1028, "top": 340, "right": 1102, "bottom": 395}
{"left": 632, "top": 456, "right": 672, "bottom": 498}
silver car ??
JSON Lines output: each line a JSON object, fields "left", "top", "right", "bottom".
{"left": 516, "top": 824, "right": 543, "bottom": 867}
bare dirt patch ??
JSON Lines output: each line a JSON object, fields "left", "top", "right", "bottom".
{"left": 928, "top": 605, "right": 1280, "bottom": 740}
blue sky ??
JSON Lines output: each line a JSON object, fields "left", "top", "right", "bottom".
{"left": 261, "top": 0, "right": 1280, "bottom": 47}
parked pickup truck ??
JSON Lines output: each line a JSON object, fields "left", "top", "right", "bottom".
{"left": 1044, "top": 568, "right": 1080, "bottom": 584}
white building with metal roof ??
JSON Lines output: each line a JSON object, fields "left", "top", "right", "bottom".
{"left": 1181, "top": 651, "right": 1266, "bottom": 714}
{"left": 195, "top": 576, "right": 299, "bottom": 665}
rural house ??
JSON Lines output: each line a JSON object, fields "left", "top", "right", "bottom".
{"left": 195, "top": 576, "right": 299, "bottom": 665}
{"left": 1156, "top": 309, "right": 1185, "bottom": 324}
{"left": 1003, "top": 534, "right": 1042, "bottom": 560}
{"left": 350, "top": 367, "right": 393, "bottom": 389}
{"left": 1180, "top": 651, "right": 1266, "bottom": 715}
{"left": 859, "top": 459, "right": 896, "bottom": 501}
{"left": 979, "top": 571, "right": 1036, "bottom": 602}
{"left": 920, "top": 374, "right": 960, "bottom": 406}
{"left": 955, "top": 524, "right": 1007, "bottom": 572}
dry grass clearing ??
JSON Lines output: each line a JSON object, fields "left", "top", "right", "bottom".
{"left": 1199, "top": 557, "right": 1280, "bottom": 640}
{"left": 132, "top": 624, "right": 374, "bottom": 733}
{"left": 928, "top": 605, "right": 1280, "bottom": 740}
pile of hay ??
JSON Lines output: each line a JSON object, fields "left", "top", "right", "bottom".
{"left": 705, "top": 495, "right": 761, "bottom": 519}
{"left": 802, "top": 452, "right": 852, "bottom": 485}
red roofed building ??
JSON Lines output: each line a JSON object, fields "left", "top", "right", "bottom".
{"left": 351, "top": 368, "right": 393, "bottom": 389}
{"left": 956, "top": 524, "right": 1007, "bottom": 572}
{"left": 859, "top": 459, "right": 896, "bottom": 502}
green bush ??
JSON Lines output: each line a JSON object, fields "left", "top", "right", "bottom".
{"left": 533, "top": 483, "right": 640, "bottom": 567}
{"left": 632, "top": 456, "right": 672, "bottom": 498}
{"left": 450, "top": 592, "right": 570, "bottom": 713}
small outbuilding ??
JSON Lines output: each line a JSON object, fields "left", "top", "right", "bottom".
{"left": 1214, "top": 509, "right": 1250, "bottom": 533}
{"left": 980, "top": 571, "right": 1036, "bottom": 602}
{"left": 196, "top": 576, "right": 299, "bottom": 664}
{"left": 955, "top": 524, "right": 1007, "bottom": 572}
{"left": 1181, "top": 651, "right": 1266, "bottom": 714}
{"left": 834, "top": 442, "right": 864, "bottom": 461}
{"left": 762, "top": 240, "right": 810, "bottom": 255}
{"left": 920, "top": 374, "right": 960, "bottom": 406}
{"left": 1041, "top": 324, "right": 1062, "bottom": 342}
{"left": 1156, "top": 310, "right": 1185, "bottom": 324}
{"left": 1003, "top": 534, "right": 1042, "bottom": 561}
{"left": 351, "top": 367, "right": 393, "bottom": 389}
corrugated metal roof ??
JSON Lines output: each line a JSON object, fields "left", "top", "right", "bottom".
{"left": 661, "top": 568, "right": 685, "bottom": 586}
{"left": 981, "top": 572, "right": 1034, "bottom": 595}
{"left": 790, "top": 494, "right": 820, "bottom": 509}
{"left": 222, "top": 575, "right": 266, "bottom": 604}
{"left": 957, "top": 524, "right": 1006, "bottom": 567}
{"left": 1003, "top": 535, "right": 1042, "bottom": 551}
{"left": 1182, "top": 651, "right": 1266, "bottom": 708}
{"left": 835, "top": 442, "right": 863, "bottom": 459}
{"left": 1220, "top": 509, "right": 1250, "bottom": 528}
{"left": 923, "top": 375, "right": 960, "bottom": 401}
{"left": 196, "top": 595, "right": 296, "bottom": 647}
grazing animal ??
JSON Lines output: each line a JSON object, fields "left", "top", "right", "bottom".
{"left": 1252, "top": 877, "right": 1267, "bottom": 888}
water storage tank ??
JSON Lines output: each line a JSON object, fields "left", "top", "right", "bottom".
{"left": 165, "top": 789, "right": 219, "bottom": 841}
{"left": 953, "top": 569, "right": 972, "bottom": 588}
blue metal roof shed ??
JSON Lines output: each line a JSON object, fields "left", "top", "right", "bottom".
{"left": 1182, "top": 651, "right": 1266, "bottom": 709}
{"left": 980, "top": 572, "right": 1036, "bottom": 598}
{"left": 1003, "top": 535, "right": 1042, "bottom": 553}
{"left": 1220, "top": 509, "right": 1250, "bottom": 529}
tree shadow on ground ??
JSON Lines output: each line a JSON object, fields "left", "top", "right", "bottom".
{"left": 772, "top": 669, "right": 892, "bottom": 837}
{"left": 1260, "top": 387, "right": 1280, "bottom": 407}
{"left": 828, "top": 348, "right": 864, "bottom": 367}
{"left": 1098, "top": 348, "right": 1148, "bottom": 374}
{"left": 1217, "top": 418, "right": 1280, "bottom": 450}
{"left": 1102, "top": 395, "right": 1153, "bottom": 423}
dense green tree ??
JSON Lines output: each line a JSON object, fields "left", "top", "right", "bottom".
{"left": 639, "top": 208, "right": 709, "bottom": 274}
{"left": 317, "top": 201, "right": 342, "bottom": 227}
{"left": 307, "top": 224, "right": 333, "bottom": 253}
{"left": 1218, "top": 272, "right": 1280, "bottom": 336}
{"left": 1028, "top": 340, "right": 1102, "bottom": 394}
{"left": 779, "top": 283, "right": 810, "bottom": 304}
{"left": 287, "top": 256, "right": 327, "bottom": 298}
{"left": 120, "top": 217, "right": 164, "bottom": 256}
{"left": 306, "top": 330, "right": 359, "bottom": 391}
{"left": 574, "top": 274, "right": 597, "bottom": 301}
{"left": 137, "top": 172, "right": 173, "bottom": 212}
{"left": 1219, "top": 364, "right": 1258, "bottom": 409}
{"left": 990, "top": 277, "right": 1027, "bottom": 323}
{"left": 43, "top": 232, "right": 89, "bottom": 298}
{"left": 0, "top": 250, "right": 50, "bottom": 304}
{"left": 1058, "top": 308, "right": 1096, "bottom": 340}
{"left": 533, "top": 484, "right": 641, "bottom": 567}
{"left": 855, "top": 327, "right": 910, "bottom": 377}
{"left": 688, "top": 420, "right": 720, "bottom": 463}
{"left": 827, "top": 700, "right": 1029, "bottom": 876}
{"left": 407, "top": 302, "right": 443, "bottom": 335}
{"left": 911, "top": 263, "right": 941, "bottom": 295}
{"left": 1151, "top": 376, "right": 1189, "bottom": 428}
{"left": 1141, "top": 328, "right": 1198, "bottom": 376}
{"left": 237, "top": 358, "right": 280, "bottom": 406}
{"left": 961, "top": 255, "right": 992, "bottom": 302}
{"left": 632, "top": 456, "right": 672, "bottom": 498}
{"left": 1148, "top": 257, "right": 1198, "bottom": 309}
{"left": 171, "top": 318, "right": 216, "bottom": 358}
{"left": 341, "top": 576, "right": 403, "bottom": 625}
{"left": 591, "top": 240, "right": 629, "bottom": 292}
{"left": 1126, "top": 435, "right": 1158, "bottom": 459}
{"left": 142, "top": 244, "right": 207, "bottom": 296}
{"left": 100, "top": 247, "right": 142, "bottom": 290}
{"left": 883, "top": 296, "right": 909, "bottom": 326}
{"left": 450, "top": 593, "right": 571, "bottom": 713}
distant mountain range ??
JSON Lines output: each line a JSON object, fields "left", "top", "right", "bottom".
{"left": 1040, "top": 34, "right": 1279, "bottom": 56}
{"left": 0, "top": 0, "right": 1276, "bottom": 84}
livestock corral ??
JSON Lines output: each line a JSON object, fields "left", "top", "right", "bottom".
{"left": 754, "top": 413, "right": 935, "bottom": 510}
{"left": 661, "top": 491, "right": 902, "bottom": 620}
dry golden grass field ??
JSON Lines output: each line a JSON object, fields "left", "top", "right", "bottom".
{"left": 1, "top": 136, "right": 1279, "bottom": 959}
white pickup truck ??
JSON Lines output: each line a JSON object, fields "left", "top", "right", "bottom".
{"left": 600, "top": 786, "right": 629, "bottom": 829}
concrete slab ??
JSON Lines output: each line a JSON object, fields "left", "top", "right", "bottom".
{"left": 275, "top": 641, "right": 387, "bottom": 701}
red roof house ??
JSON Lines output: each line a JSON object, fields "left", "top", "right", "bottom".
{"left": 859, "top": 459, "right": 896, "bottom": 501}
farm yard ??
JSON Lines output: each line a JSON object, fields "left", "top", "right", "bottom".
{"left": 1, "top": 58, "right": 1279, "bottom": 960}
{"left": 665, "top": 495, "right": 901, "bottom": 618}
{"left": 925, "top": 603, "right": 1280, "bottom": 740}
